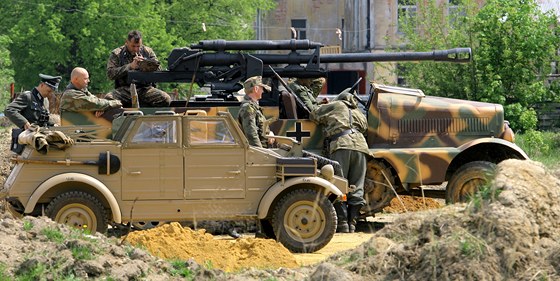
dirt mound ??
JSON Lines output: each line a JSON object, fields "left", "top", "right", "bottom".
{"left": 328, "top": 159, "right": 560, "bottom": 280}
{"left": 383, "top": 195, "right": 443, "bottom": 213}
{"left": 124, "top": 222, "right": 298, "bottom": 272}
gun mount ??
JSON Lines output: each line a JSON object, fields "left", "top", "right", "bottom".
{"left": 128, "top": 39, "right": 471, "bottom": 95}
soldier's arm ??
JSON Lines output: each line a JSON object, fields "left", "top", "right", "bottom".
{"left": 60, "top": 90, "right": 122, "bottom": 112}
{"left": 4, "top": 93, "right": 31, "bottom": 128}
{"left": 106, "top": 51, "right": 129, "bottom": 81}
{"left": 239, "top": 108, "right": 263, "bottom": 147}
{"left": 353, "top": 109, "right": 368, "bottom": 134}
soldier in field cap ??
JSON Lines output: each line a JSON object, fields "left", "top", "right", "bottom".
{"left": 4, "top": 73, "right": 61, "bottom": 130}
{"left": 238, "top": 76, "right": 275, "bottom": 148}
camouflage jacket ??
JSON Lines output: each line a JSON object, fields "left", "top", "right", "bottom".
{"left": 238, "top": 95, "right": 269, "bottom": 147}
{"left": 310, "top": 100, "right": 370, "bottom": 155}
{"left": 60, "top": 83, "right": 121, "bottom": 112}
{"left": 106, "top": 45, "right": 160, "bottom": 88}
{"left": 287, "top": 81, "right": 319, "bottom": 111}
{"left": 4, "top": 88, "right": 52, "bottom": 128}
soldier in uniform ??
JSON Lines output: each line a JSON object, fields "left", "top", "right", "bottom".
{"left": 4, "top": 73, "right": 61, "bottom": 153}
{"left": 238, "top": 76, "right": 275, "bottom": 148}
{"left": 4, "top": 73, "right": 61, "bottom": 130}
{"left": 60, "top": 67, "right": 122, "bottom": 116}
{"left": 105, "top": 30, "right": 171, "bottom": 107}
{"left": 310, "top": 91, "right": 369, "bottom": 233}
{"left": 287, "top": 77, "right": 326, "bottom": 111}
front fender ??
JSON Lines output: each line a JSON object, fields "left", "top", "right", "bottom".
{"left": 457, "top": 137, "right": 529, "bottom": 160}
{"left": 24, "top": 173, "right": 122, "bottom": 223}
{"left": 257, "top": 176, "right": 343, "bottom": 219}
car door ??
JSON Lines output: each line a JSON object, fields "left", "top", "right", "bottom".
{"left": 184, "top": 117, "right": 246, "bottom": 199}
{"left": 121, "top": 116, "right": 183, "bottom": 200}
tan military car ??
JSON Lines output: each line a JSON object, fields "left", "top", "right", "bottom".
{"left": 3, "top": 111, "right": 347, "bottom": 253}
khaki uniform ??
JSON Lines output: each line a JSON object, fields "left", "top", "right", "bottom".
{"left": 238, "top": 95, "right": 269, "bottom": 147}
{"left": 106, "top": 45, "right": 171, "bottom": 107}
{"left": 60, "top": 83, "right": 121, "bottom": 112}
{"left": 311, "top": 93, "right": 368, "bottom": 207}
{"left": 4, "top": 89, "right": 52, "bottom": 128}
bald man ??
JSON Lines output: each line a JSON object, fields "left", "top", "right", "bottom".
{"left": 60, "top": 67, "right": 122, "bottom": 117}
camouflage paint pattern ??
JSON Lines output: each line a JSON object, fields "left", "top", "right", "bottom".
{"left": 60, "top": 82, "right": 528, "bottom": 216}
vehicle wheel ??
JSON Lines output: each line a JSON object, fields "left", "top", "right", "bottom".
{"left": 446, "top": 161, "right": 497, "bottom": 204}
{"left": 271, "top": 189, "right": 336, "bottom": 253}
{"left": 363, "top": 160, "right": 396, "bottom": 215}
{"left": 45, "top": 191, "right": 108, "bottom": 233}
{"left": 132, "top": 221, "right": 162, "bottom": 230}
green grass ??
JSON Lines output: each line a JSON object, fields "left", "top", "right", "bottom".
{"left": 168, "top": 260, "right": 193, "bottom": 279}
{"left": 22, "top": 220, "right": 33, "bottom": 232}
{"left": 516, "top": 131, "right": 560, "bottom": 169}
{"left": 40, "top": 227, "right": 65, "bottom": 243}
{"left": 70, "top": 244, "right": 94, "bottom": 261}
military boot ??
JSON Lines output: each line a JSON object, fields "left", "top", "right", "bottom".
{"left": 347, "top": 204, "right": 363, "bottom": 233}
{"left": 333, "top": 201, "right": 349, "bottom": 233}
{"left": 227, "top": 227, "right": 241, "bottom": 239}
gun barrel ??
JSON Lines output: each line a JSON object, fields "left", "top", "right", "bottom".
{"left": 191, "top": 39, "right": 324, "bottom": 51}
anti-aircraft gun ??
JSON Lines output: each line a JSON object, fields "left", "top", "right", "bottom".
{"left": 64, "top": 40, "right": 527, "bottom": 218}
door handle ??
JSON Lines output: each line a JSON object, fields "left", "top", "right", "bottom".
{"left": 228, "top": 170, "right": 241, "bottom": 175}
{"left": 129, "top": 171, "right": 142, "bottom": 175}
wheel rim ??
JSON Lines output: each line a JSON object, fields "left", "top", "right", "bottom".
{"left": 458, "top": 177, "right": 487, "bottom": 201}
{"left": 283, "top": 200, "right": 326, "bottom": 242}
{"left": 132, "top": 221, "right": 161, "bottom": 230}
{"left": 55, "top": 203, "right": 97, "bottom": 232}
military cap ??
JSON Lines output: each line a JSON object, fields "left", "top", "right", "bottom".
{"left": 243, "top": 76, "right": 271, "bottom": 93}
{"left": 39, "top": 73, "right": 62, "bottom": 90}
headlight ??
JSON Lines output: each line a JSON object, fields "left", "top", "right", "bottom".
{"left": 320, "top": 164, "right": 334, "bottom": 181}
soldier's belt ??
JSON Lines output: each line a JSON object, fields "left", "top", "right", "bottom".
{"left": 326, "top": 129, "right": 355, "bottom": 142}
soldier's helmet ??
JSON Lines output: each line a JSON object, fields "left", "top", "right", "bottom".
{"left": 334, "top": 91, "right": 358, "bottom": 109}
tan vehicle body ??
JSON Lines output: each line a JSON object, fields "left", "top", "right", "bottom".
{"left": 4, "top": 112, "right": 347, "bottom": 253}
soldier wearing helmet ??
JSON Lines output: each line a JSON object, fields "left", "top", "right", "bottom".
{"left": 311, "top": 91, "right": 369, "bottom": 233}
{"left": 238, "top": 76, "right": 275, "bottom": 147}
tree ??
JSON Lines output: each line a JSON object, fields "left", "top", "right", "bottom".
{"left": 0, "top": 35, "right": 14, "bottom": 112}
{"left": 397, "top": 0, "right": 560, "bottom": 132}
{"left": 0, "top": 0, "right": 275, "bottom": 94}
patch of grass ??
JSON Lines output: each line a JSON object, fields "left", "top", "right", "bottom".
{"left": 0, "top": 263, "right": 10, "bottom": 281}
{"left": 15, "top": 262, "right": 47, "bottom": 281}
{"left": 70, "top": 244, "right": 94, "bottom": 261}
{"left": 41, "top": 227, "right": 65, "bottom": 243}
{"left": 169, "top": 260, "right": 193, "bottom": 279}
{"left": 467, "top": 183, "right": 501, "bottom": 211}
{"left": 22, "top": 220, "right": 33, "bottom": 232}
{"left": 203, "top": 260, "right": 214, "bottom": 270}
{"left": 455, "top": 231, "right": 487, "bottom": 259}
{"left": 516, "top": 131, "right": 560, "bottom": 169}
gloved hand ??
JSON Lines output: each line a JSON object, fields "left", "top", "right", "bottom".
{"left": 137, "top": 59, "right": 160, "bottom": 72}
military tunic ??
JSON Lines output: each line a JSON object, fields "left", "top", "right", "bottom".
{"left": 238, "top": 95, "right": 269, "bottom": 147}
{"left": 4, "top": 88, "right": 52, "bottom": 128}
{"left": 287, "top": 81, "right": 319, "bottom": 111}
{"left": 106, "top": 45, "right": 170, "bottom": 107}
{"left": 311, "top": 97, "right": 369, "bottom": 206}
{"left": 60, "top": 83, "right": 121, "bottom": 112}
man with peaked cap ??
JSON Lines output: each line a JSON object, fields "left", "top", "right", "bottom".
{"left": 60, "top": 67, "right": 122, "bottom": 117}
{"left": 310, "top": 91, "right": 369, "bottom": 233}
{"left": 4, "top": 73, "right": 61, "bottom": 129}
{"left": 237, "top": 76, "right": 275, "bottom": 148}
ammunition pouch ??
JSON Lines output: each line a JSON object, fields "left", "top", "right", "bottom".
{"left": 10, "top": 128, "right": 25, "bottom": 154}
{"left": 38, "top": 110, "right": 50, "bottom": 127}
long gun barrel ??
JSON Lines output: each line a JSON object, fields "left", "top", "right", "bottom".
{"left": 129, "top": 39, "right": 472, "bottom": 93}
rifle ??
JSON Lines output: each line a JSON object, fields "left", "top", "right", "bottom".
{"left": 267, "top": 65, "right": 311, "bottom": 115}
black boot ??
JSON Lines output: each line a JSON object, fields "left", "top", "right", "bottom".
{"left": 347, "top": 204, "right": 363, "bottom": 233}
{"left": 333, "top": 201, "right": 349, "bottom": 233}
{"left": 227, "top": 227, "right": 241, "bottom": 239}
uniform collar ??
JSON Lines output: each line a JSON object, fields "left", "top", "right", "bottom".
{"left": 31, "top": 87, "right": 44, "bottom": 103}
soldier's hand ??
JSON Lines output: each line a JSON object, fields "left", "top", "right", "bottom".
{"left": 94, "top": 111, "right": 104, "bottom": 118}
{"left": 130, "top": 54, "right": 144, "bottom": 70}
{"left": 24, "top": 122, "right": 31, "bottom": 130}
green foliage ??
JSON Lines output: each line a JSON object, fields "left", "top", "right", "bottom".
{"left": 169, "top": 260, "right": 193, "bottom": 279}
{"left": 468, "top": 182, "right": 501, "bottom": 212}
{"left": 0, "top": 0, "right": 276, "bottom": 94}
{"left": 22, "top": 220, "right": 33, "bottom": 232}
{"left": 0, "top": 263, "right": 9, "bottom": 281}
{"left": 70, "top": 244, "right": 94, "bottom": 261}
{"left": 398, "top": 0, "right": 560, "bottom": 132}
{"left": 516, "top": 130, "right": 560, "bottom": 168}
{"left": 0, "top": 35, "right": 14, "bottom": 112}
{"left": 41, "top": 227, "right": 65, "bottom": 243}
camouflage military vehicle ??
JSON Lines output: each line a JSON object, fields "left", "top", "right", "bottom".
{"left": 3, "top": 111, "right": 348, "bottom": 253}
{"left": 60, "top": 39, "right": 528, "bottom": 217}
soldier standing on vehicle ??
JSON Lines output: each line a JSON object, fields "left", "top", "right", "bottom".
{"left": 60, "top": 67, "right": 122, "bottom": 117}
{"left": 105, "top": 30, "right": 171, "bottom": 107}
{"left": 310, "top": 91, "right": 369, "bottom": 233}
{"left": 4, "top": 74, "right": 61, "bottom": 130}
{"left": 238, "top": 76, "right": 275, "bottom": 147}
{"left": 287, "top": 77, "right": 326, "bottom": 111}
